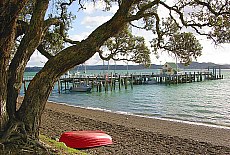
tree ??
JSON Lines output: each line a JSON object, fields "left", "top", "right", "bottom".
{"left": 0, "top": 0, "right": 229, "bottom": 153}
{"left": 102, "top": 27, "right": 151, "bottom": 67}
{"left": 162, "top": 32, "right": 203, "bottom": 65}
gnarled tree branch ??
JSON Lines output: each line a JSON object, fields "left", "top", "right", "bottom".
{"left": 194, "top": 0, "right": 230, "bottom": 16}
{"left": 43, "top": 18, "right": 61, "bottom": 31}
{"left": 37, "top": 44, "right": 54, "bottom": 60}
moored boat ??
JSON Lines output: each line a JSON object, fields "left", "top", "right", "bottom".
{"left": 69, "top": 83, "right": 92, "bottom": 92}
{"left": 144, "top": 79, "right": 157, "bottom": 84}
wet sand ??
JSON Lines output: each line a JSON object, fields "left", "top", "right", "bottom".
{"left": 39, "top": 101, "right": 230, "bottom": 155}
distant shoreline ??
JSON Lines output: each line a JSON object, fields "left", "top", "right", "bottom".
{"left": 25, "top": 62, "right": 230, "bottom": 72}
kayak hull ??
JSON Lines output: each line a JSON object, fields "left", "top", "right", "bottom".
{"left": 59, "top": 130, "right": 113, "bottom": 149}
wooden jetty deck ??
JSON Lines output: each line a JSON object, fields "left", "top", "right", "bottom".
{"left": 57, "top": 69, "right": 223, "bottom": 93}
{"left": 22, "top": 68, "right": 223, "bottom": 94}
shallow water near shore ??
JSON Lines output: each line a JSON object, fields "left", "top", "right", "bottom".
{"left": 24, "top": 69, "right": 230, "bottom": 127}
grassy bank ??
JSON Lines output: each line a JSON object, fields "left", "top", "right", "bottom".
{"left": 40, "top": 135, "right": 87, "bottom": 155}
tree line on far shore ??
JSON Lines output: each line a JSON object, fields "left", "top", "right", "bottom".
{"left": 25, "top": 62, "right": 230, "bottom": 72}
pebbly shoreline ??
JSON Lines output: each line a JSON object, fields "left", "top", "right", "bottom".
{"left": 39, "top": 101, "right": 230, "bottom": 155}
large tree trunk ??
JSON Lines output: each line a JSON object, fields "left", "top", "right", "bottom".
{"left": 0, "top": 0, "right": 26, "bottom": 131}
{"left": 7, "top": 0, "right": 49, "bottom": 121}
{"left": 17, "top": 44, "right": 96, "bottom": 139}
{"left": 0, "top": 45, "right": 10, "bottom": 131}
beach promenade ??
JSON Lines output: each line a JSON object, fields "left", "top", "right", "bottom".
{"left": 39, "top": 100, "right": 230, "bottom": 155}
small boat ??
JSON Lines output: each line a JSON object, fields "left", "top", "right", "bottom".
{"left": 144, "top": 79, "right": 157, "bottom": 84}
{"left": 143, "top": 78, "right": 157, "bottom": 85}
{"left": 69, "top": 83, "right": 92, "bottom": 92}
{"left": 59, "top": 130, "right": 113, "bottom": 149}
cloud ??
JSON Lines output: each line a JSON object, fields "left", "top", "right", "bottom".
{"left": 83, "top": 0, "right": 106, "bottom": 14}
{"left": 197, "top": 40, "right": 230, "bottom": 64}
{"left": 109, "top": 5, "right": 119, "bottom": 14}
{"left": 27, "top": 52, "right": 48, "bottom": 67}
{"left": 85, "top": 53, "right": 102, "bottom": 65}
{"left": 83, "top": 0, "right": 118, "bottom": 14}
{"left": 69, "top": 32, "right": 90, "bottom": 41}
{"left": 81, "top": 15, "right": 112, "bottom": 28}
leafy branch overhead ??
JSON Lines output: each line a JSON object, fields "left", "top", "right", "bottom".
{"left": 154, "top": 32, "right": 203, "bottom": 66}
{"left": 101, "top": 27, "right": 151, "bottom": 67}
{"left": 35, "top": 0, "right": 229, "bottom": 65}
{"left": 125, "top": 0, "right": 229, "bottom": 64}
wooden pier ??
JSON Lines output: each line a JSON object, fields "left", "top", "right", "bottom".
{"left": 57, "top": 69, "right": 223, "bottom": 93}
{"left": 22, "top": 67, "right": 223, "bottom": 94}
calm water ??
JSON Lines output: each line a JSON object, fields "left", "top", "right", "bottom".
{"left": 24, "top": 69, "right": 230, "bottom": 127}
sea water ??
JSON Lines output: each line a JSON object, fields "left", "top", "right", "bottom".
{"left": 23, "top": 69, "right": 230, "bottom": 127}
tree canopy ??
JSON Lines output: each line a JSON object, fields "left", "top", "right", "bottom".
{"left": 0, "top": 0, "right": 229, "bottom": 153}
{"left": 11, "top": 0, "right": 230, "bottom": 65}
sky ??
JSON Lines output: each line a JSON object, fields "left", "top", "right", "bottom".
{"left": 27, "top": 1, "right": 230, "bottom": 67}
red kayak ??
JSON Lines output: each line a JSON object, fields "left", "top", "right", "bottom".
{"left": 59, "top": 130, "right": 113, "bottom": 149}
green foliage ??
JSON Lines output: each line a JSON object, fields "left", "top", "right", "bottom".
{"left": 166, "top": 32, "right": 202, "bottom": 65}
{"left": 131, "top": 0, "right": 159, "bottom": 30}
{"left": 209, "top": 15, "right": 230, "bottom": 44}
{"left": 150, "top": 13, "right": 205, "bottom": 65}
{"left": 42, "top": 26, "right": 65, "bottom": 55}
{"left": 161, "top": 18, "right": 180, "bottom": 36}
{"left": 103, "top": 27, "right": 151, "bottom": 67}
{"left": 175, "top": 0, "right": 229, "bottom": 44}
{"left": 43, "top": 0, "right": 76, "bottom": 56}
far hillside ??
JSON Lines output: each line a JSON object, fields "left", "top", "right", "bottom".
{"left": 25, "top": 62, "right": 230, "bottom": 72}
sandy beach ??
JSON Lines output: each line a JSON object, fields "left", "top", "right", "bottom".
{"left": 37, "top": 100, "right": 230, "bottom": 155}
